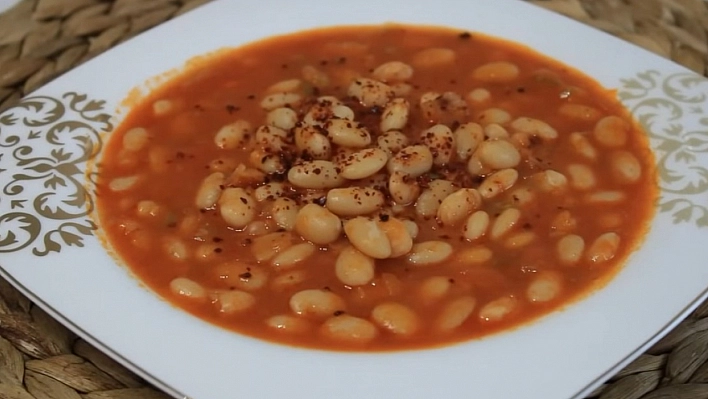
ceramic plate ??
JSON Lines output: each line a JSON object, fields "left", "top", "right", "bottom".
{"left": 1, "top": 1, "right": 707, "bottom": 398}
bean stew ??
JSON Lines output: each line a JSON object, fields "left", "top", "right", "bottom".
{"left": 96, "top": 24, "right": 657, "bottom": 351}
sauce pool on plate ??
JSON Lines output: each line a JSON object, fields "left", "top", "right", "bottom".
{"left": 96, "top": 24, "right": 656, "bottom": 351}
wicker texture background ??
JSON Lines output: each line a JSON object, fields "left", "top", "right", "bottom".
{"left": 0, "top": 0, "right": 707, "bottom": 398}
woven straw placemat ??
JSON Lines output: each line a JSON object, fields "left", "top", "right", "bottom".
{"left": 0, "top": 0, "right": 707, "bottom": 398}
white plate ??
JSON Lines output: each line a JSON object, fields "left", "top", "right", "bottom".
{"left": 1, "top": 1, "right": 707, "bottom": 398}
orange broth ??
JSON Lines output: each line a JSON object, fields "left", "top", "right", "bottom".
{"left": 96, "top": 25, "right": 656, "bottom": 351}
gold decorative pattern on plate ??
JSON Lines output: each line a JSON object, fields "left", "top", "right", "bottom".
{"left": 0, "top": 93, "right": 110, "bottom": 255}
{"left": 618, "top": 70, "right": 708, "bottom": 228}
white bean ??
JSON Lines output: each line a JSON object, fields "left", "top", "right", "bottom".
{"left": 437, "top": 188, "right": 482, "bottom": 226}
{"left": 586, "top": 191, "right": 626, "bottom": 204}
{"left": 294, "top": 125, "right": 332, "bottom": 160}
{"left": 463, "top": 210, "right": 490, "bottom": 241}
{"left": 109, "top": 176, "right": 139, "bottom": 192}
{"left": 290, "top": 289, "right": 345, "bottom": 318}
{"left": 136, "top": 200, "right": 160, "bottom": 218}
{"left": 294, "top": 203, "right": 342, "bottom": 245}
{"left": 347, "top": 77, "right": 394, "bottom": 107}
{"left": 303, "top": 99, "right": 350, "bottom": 127}
{"left": 415, "top": 180, "right": 456, "bottom": 218}
{"left": 532, "top": 170, "right": 568, "bottom": 193}
{"left": 478, "top": 168, "right": 518, "bottom": 199}
{"left": 472, "top": 61, "right": 520, "bottom": 83}
{"left": 153, "top": 99, "right": 174, "bottom": 116}
{"left": 490, "top": 208, "right": 521, "bottom": 240}
{"left": 260, "top": 92, "right": 303, "bottom": 111}
{"left": 407, "top": 241, "right": 453, "bottom": 266}
{"left": 255, "top": 125, "right": 288, "bottom": 151}
{"left": 504, "top": 231, "right": 536, "bottom": 249}
{"left": 195, "top": 172, "right": 224, "bottom": 209}
{"left": 271, "top": 270, "right": 308, "bottom": 291}
{"left": 377, "top": 217, "right": 414, "bottom": 258}
{"left": 551, "top": 210, "right": 577, "bottom": 233}
{"left": 267, "top": 79, "right": 302, "bottom": 93}
{"left": 338, "top": 147, "right": 388, "bottom": 180}
{"left": 559, "top": 104, "right": 601, "bottom": 122}
{"left": 123, "top": 127, "right": 149, "bottom": 151}
{"left": 527, "top": 271, "right": 563, "bottom": 303}
{"left": 245, "top": 220, "right": 268, "bottom": 236}
{"left": 484, "top": 123, "right": 508, "bottom": 143}
{"left": 380, "top": 98, "right": 410, "bottom": 132}
{"left": 377, "top": 130, "right": 409, "bottom": 155}
{"left": 272, "top": 242, "right": 317, "bottom": 270}
{"left": 594, "top": 115, "right": 628, "bottom": 147}
{"left": 509, "top": 187, "right": 536, "bottom": 207}
{"left": 254, "top": 182, "right": 285, "bottom": 202}
{"left": 371, "top": 302, "right": 419, "bottom": 336}
{"left": 421, "top": 124, "right": 455, "bottom": 166}
{"left": 456, "top": 245, "right": 493, "bottom": 264}
{"left": 388, "top": 172, "right": 421, "bottom": 205}
{"left": 466, "top": 153, "right": 491, "bottom": 176}
{"left": 403, "top": 219, "right": 419, "bottom": 240}
{"left": 326, "top": 118, "right": 372, "bottom": 148}
{"left": 435, "top": 296, "right": 476, "bottom": 332}
{"left": 567, "top": 164, "right": 596, "bottom": 190}
{"left": 372, "top": 61, "right": 414, "bottom": 82}
{"left": 454, "top": 123, "right": 483, "bottom": 161}
{"left": 321, "top": 315, "right": 378, "bottom": 344}
{"left": 288, "top": 160, "right": 343, "bottom": 189}
{"left": 475, "top": 139, "right": 521, "bottom": 169}
{"left": 587, "top": 232, "right": 620, "bottom": 263}
{"left": 266, "top": 314, "right": 310, "bottom": 334}
{"left": 467, "top": 88, "right": 491, "bottom": 104}
{"left": 419, "top": 91, "right": 467, "bottom": 124}
{"left": 326, "top": 187, "right": 385, "bottom": 216}
{"left": 557, "top": 234, "right": 585, "bottom": 265}
{"left": 479, "top": 296, "right": 518, "bottom": 322}
{"left": 266, "top": 107, "right": 298, "bottom": 131}
{"left": 477, "top": 108, "right": 512, "bottom": 126}
{"left": 218, "top": 187, "right": 257, "bottom": 229}
{"left": 611, "top": 151, "right": 642, "bottom": 184}
{"left": 212, "top": 290, "right": 255, "bottom": 313}
{"left": 388, "top": 145, "right": 433, "bottom": 177}
{"left": 235, "top": 160, "right": 269, "bottom": 185}
{"left": 250, "top": 233, "right": 292, "bottom": 262}
{"left": 335, "top": 246, "right": 375, "bottom": 286}
{"left": 412, "top": 47, "right": 456, "bottom": 68}
{"left": 164, "top": 237, "right": 188, "bottom": 260}
{"left": 419, "top": 276, "right": 452, "bottom": 305}
{"left": 510, "top": 117, "right": 558, "bottom": 140}
{"left": 169, "top": 278, "right": 205, "bottom": 300}
{"left": 598, "top": 213, "right": 624, "bottom": 229}
{"left": 569, "top": 132, "right": 597, "bottom": 160}
{"left": 207, "top": 156, "right": 237, "bottom": 174}
{"left": 390, "top": 82, "right": 413, "bottom": 97}
{"left": 215, "top": 261, "right": 269, "bottom": 291}
{"left": 302, "top": 65, "right": 329, "bottom": 88}
{"left": 249, "top": 149, "right": 285, "bottom": 174}
{"left": 484, "top": 123, "right": 510, "bottom": 140}
{"left": 344, "top": 217, "right": 392, "bottom": 259}
{"left": 271, "top": 198, "right": 299, "bottom": 231}
{"left": 195, "top": 243, "right": 220, "bottom": 262}
{"left": 331, "top": 104, "right": 355, "bottom": 120}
